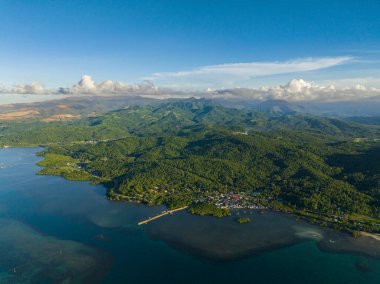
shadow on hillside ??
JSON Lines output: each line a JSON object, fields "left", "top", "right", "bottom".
{"left": 327, "top": 146, "right": 380, "bottom": 174}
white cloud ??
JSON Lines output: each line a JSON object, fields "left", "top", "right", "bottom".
{"left": 211, "top": 79, "right": 380, "bottom": 102}
{"left": 2, "top": 74, "right": 380, "bottom": 103}
{"left": 147, "top": 57, "right": 353, "bottom": 87}
{"left": 60, "top": 77, "right": 380, "bottom": 101}
{"left": 319, "top": 77, "right": 380, "bottom": 89}
{"left": 1, "top": 75, "right": 177, "bottom": 98}
{"left": 66, "top": 75, "right": 159, "bottom": 95}
{"left": 10, "top": 82, "right": 49, "bottom": 94}
{"left": 77, "top": 75, "right": 96, "bottom": 90}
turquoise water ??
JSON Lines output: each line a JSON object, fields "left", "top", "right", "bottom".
{"left": 0, "top": 147, "right": 379, "bottom": 283}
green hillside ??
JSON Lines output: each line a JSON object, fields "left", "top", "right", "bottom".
{"left": 1, "top": 98, "right": 379, "bottom": 233}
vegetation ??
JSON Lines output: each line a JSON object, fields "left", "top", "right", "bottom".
{"left": 1, "top": 98, "right": 379, "bottom": 232}
{"left": 188, "top": 203, "right": 231, "bottom": 217}
{"left": 237, "top": 217, "right": 251, "bottom": 224}
{"left": 36, "top": 153, "right": 95, "bottom": 181}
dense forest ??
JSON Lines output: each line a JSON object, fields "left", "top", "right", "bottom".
{"left": 1, "top": 98, "right": 379, "bottom": 232}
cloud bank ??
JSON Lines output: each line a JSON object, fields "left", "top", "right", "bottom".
{"left": 1, "top": 75, "right": 380, "bottom": 103}
{"left": 210, "top": 79, "right": 380, "bottom": 102}
{"left": 10, "top": 82, "right": 47, "bottom": 94}
{"left": 0, "top": 75, "right": 166, "bottom": 96}
{"left": 57, "top": 75, "right": 161, "bottom": 95}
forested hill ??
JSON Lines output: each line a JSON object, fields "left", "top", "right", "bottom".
{"left": 2, "top": 98, "right": 378, "bottom": 145}
{"left": 0, "top": 98, "right": 379, "bottom": 232}
{"left": 91, "top": 98, "right": 380, "bottom": 137}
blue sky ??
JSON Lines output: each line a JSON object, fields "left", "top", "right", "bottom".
{"left": 1, "top": 0, "right": 380, "bottom": 90}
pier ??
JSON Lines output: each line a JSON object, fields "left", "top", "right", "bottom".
{"left": 137, "top": 206, "right": 188, "bottom": 225}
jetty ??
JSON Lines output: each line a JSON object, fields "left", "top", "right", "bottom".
{"left": 137, "top": 206, "right": 188, "bottom": 225}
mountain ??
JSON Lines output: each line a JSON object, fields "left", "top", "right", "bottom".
{"left": 344, "top": 116, "right": 380, "bottom": 126}
{"left": 1, "top": 98, "right": 380, "bottom": 147}
{"left": 0, "top": 95, "right": 160, "bottom": 121}
{"left": 299, "top": 99, "right": 380, "bottom": 117}
{"left": 256, "top": 99, "right": 304, "bottom": 115}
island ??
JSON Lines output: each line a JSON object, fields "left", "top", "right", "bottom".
{"left": 237, "top": 217, "right": 251, "bottom": 224}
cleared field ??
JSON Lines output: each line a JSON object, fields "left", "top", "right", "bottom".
{"left": 0, "top": 109, "right": 40, "bottom": 120}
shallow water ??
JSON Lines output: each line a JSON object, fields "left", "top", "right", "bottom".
{"left": 0, "top": 147, "right": 379, "bottom": 283}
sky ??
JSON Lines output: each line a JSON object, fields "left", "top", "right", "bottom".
{"left": 1, "top": 0, "right": 380, "bottom": 99}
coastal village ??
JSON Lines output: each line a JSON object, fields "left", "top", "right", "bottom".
{"left": 201, "top": 191, "right": 269, "bottom": 210}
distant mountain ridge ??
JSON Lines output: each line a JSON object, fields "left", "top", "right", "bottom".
{"left": 2, "top": 94, "right": 380, "bottom": 120}
{"left": 256, "top": 99, "right": 304, "bottom": 115}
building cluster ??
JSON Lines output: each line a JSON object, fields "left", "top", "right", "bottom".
{"left": 205, "top": 192, "right": 268, "bottom": 209}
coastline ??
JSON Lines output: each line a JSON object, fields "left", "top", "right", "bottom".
{"left": 2, "top": 146, "right": 379, "bottom": 239}
{"left": 361, "top": 232, "right": 380, "bottom": 241}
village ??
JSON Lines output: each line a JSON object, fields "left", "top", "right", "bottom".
{"left": 201, "top": 192, "right": 270, "bottom": 210}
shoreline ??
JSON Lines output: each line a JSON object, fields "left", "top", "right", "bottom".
{"left": 361, "top": 232, "right": 380, "bottom": 241}
{"left": 2, "top": 146, "right": 379, "bottom": 238}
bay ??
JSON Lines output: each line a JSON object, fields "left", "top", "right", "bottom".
{"left": 0, "top": 147, "right": 379, "bottom": 283}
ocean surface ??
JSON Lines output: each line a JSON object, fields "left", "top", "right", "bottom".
{"left": 0, "top": 147, "right": 379, "bottom": 283}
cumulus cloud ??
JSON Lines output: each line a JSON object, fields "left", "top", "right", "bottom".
{"left": 77, "top": 75, "right": 96, "bottom": 90}
{"left": 210, "top": 79, "right": 380, "bottom": 102}
{"left": 1, "top": 75, "right": 178, "bottom": 98}
{"left": 10, "top": 82, "right": 49, "bottom": 94}
{"left": 146, "top": 57, "right": 353, "bottom": 87}
{"left": 64, "top": 75, "right": 160, "bottom": 95}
